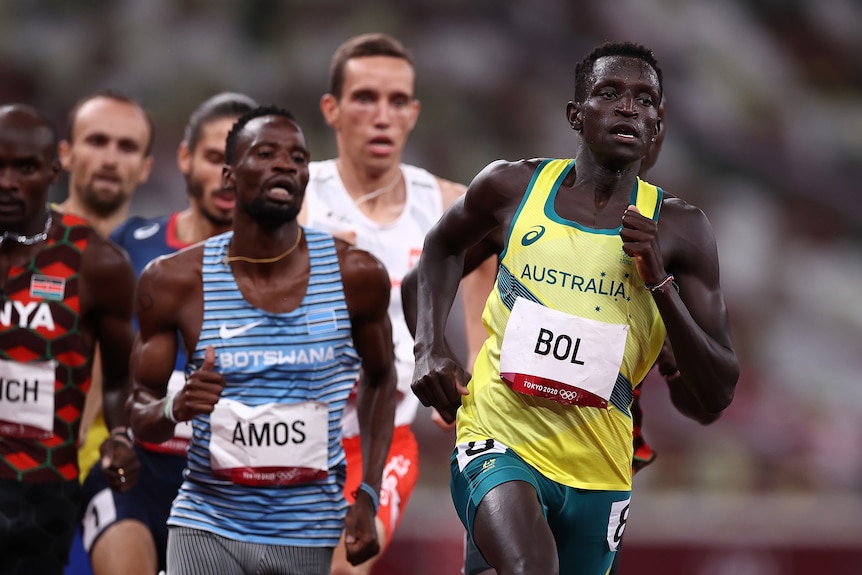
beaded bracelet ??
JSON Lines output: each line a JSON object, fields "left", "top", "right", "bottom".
{"left": 644, "top": 274, "right": 679, "bottom": 293}
{"left": 355, "top": 482, "right": 380, "bottom": 513}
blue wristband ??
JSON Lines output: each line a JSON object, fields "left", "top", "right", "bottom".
{"left": 355, "top": 482, "right": 380, "bottom": 513}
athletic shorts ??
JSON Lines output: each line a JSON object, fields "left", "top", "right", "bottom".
{"left": 450, "top": 439, "right": 631, "bottom": 575}
{"left": 0, "top": 477, "right": 80, "bottom": 575}
{"left": 168, "top": 526, "right": 332, "bottom": 575}
{"left": 79, "top": 443, "right": 186, "bottom": 572}
{"left": 342, "top": 424, "right": 419, "bottom": 545}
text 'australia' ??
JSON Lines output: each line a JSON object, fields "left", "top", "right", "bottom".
{"left": 520, "top": 264, "right": 628, "bottom": 299}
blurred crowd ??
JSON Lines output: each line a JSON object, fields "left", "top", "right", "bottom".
{"left": 3, "top": 0, "right": 861, "bottom": 546}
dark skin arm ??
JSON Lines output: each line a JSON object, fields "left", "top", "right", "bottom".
{"left": 128, "top": 247, "right": 224, "bottom": 443}
{"left": 411, "top": 160, "right": 525, "bottom": 423}
{"left": 402, "top": 234, "right": 498, "bottom": 341}
{"left": 80, "top": 233, "right": 139, "bottom": 492}
{"left": 403, "top": 236, "right": 498, "bottom": 430}
{"left": 337, "top": 242, "right": 397, "bottom": 566}
{"left": 653, "top": 338, "right": 720, "bottom": 425}
{"left": 621, "top": 196, "right": 738, "bottom": 413}
{"left": 636, "top": 98, "right": 720, "bottom": 426}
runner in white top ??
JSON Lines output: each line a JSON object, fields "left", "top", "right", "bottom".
{"left": 299, "top": 33, "right": 495, "bottom": 575}
{"left": 306, "top": 160, "right": 450, "bottom": 433}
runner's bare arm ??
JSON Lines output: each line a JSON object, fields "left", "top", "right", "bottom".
{"left": 412, "top": 161, "right": 528, "bottom": 422}
{"left": 129, "top": 249, "right": 224, "bottom": 443}
{"left": 80, "top": 234, "right": 139, "bottom": 490}
{"left": 82, "top": 235, "right": 136, "bottom": 432}
{"left": 623, "top": 199, "right": 738, "bottom": 414}
{"left": 339, "top": 243, "right": 397, "bottom": 566}
{"left": 437, "top": 176, "right": 498, "bottom": 368}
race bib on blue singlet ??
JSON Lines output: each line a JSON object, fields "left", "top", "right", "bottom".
{"left": 210, "top": 399, "right": 329, "bottom": 486}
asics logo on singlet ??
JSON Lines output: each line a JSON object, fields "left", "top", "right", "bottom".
{"left": 219, "top": 320, "right": 264, "bottom": 339}
{"left": 521, "top": 225, "right": 545, "bottom": 246}
{"left": 132, "top": 223, "right": 160, "bottom": 240}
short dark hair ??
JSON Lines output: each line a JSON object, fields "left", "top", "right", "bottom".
{"left": 328, "top": 33, "right": 413, "bottom": 99}
{"left": 0, "top": 103, "right": 58, "bottom": 160}
{"left": 184, "top": 92, "right": 258, "bottom": 153}
{"left": 224, "top": 105, "right": 298, "bottom": 165}
{"left": 574, "top": 41, "right": 663, "bottom": 104}
{"left": 65, "top": 89, "right": 155, "bottom": 155}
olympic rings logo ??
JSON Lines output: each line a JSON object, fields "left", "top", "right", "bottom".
{"left": 558, "top": 389, "right": 577, "bottom": 401}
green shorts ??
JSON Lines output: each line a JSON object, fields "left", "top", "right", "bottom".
{"left": 450, "top": 439, "right": 631, "bottom": 575}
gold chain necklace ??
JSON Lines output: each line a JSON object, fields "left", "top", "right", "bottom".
{"left": 224, "top": 228, "right": 303, "bottom": 265}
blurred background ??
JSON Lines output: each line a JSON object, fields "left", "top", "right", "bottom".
{"left": 4, "top": 0, "right": 861, "bottom": 573}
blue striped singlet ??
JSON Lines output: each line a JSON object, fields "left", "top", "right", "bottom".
{"left": 167, "top": 229, "right": 361, "bottom": 547}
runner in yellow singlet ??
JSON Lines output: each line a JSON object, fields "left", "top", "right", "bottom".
{"left": 410, "top": 41, "right": 739, "bottom": 575}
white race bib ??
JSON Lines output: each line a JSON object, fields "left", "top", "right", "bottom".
{"left": 209, "top": 399, "right": 329, "bottom": 486}
{"left": 0, "top": 358, "right": 57, "bottom": 438}
{"left": 607, "top": 498, "right": 631, "bottom": 551}
{"left": 454, "top": 439, "right": 509, "bottom": 472}
{"left": 499, "top": 298, "right": 628, "bottom": 407}
{"left": 81, "top": 487, "right": 116, "bottom": 552}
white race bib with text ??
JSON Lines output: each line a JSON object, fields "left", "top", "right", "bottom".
{"left": 0, "top": 358, "right": 57, "bottom": 438}
{"left": 210, "top": 399, "right": 329, "bottom": 486}
{"left": 499, "top": 298, "right": 628, "bottom": 407}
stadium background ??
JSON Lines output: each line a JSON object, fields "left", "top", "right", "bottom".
{"left": 3, "top": 1, "right": 860, "bottom": 572}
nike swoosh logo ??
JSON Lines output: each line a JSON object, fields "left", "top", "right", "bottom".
{"left": 132, "top": 223, "right": 160, "bottom": 240}
{"left": 219, "top": 320, "right": 264, "bottom": 339}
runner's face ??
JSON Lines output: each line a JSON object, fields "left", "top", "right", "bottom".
{"left": 0, "top": 113, "right": 58, "bottom": 233}
{"left": 184, "top": 117, "right": 237, "bottom": 227}
{"left": 227, "top": 115, "right": 310, "bottom": 224}
{"left": 579, "top": 56, "right": 661, "bottom": 170}
{"left": 327, "top": 56, "right": 419, "bottom": 175}
{"left": 60, "top": 97, "right": 152, "bottom": 215}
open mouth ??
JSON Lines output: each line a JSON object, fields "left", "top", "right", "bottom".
{"left": 610, "top": 123, "right": 639, "bottom": 141}
{"left": 368, "top": 136, "right": 395, "bottom": 155}
{"left": 263, "top": 180, "right": 296, "bottom": 202}
{"left": 212, "top": 190, "right": 235, "bottom": 211}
